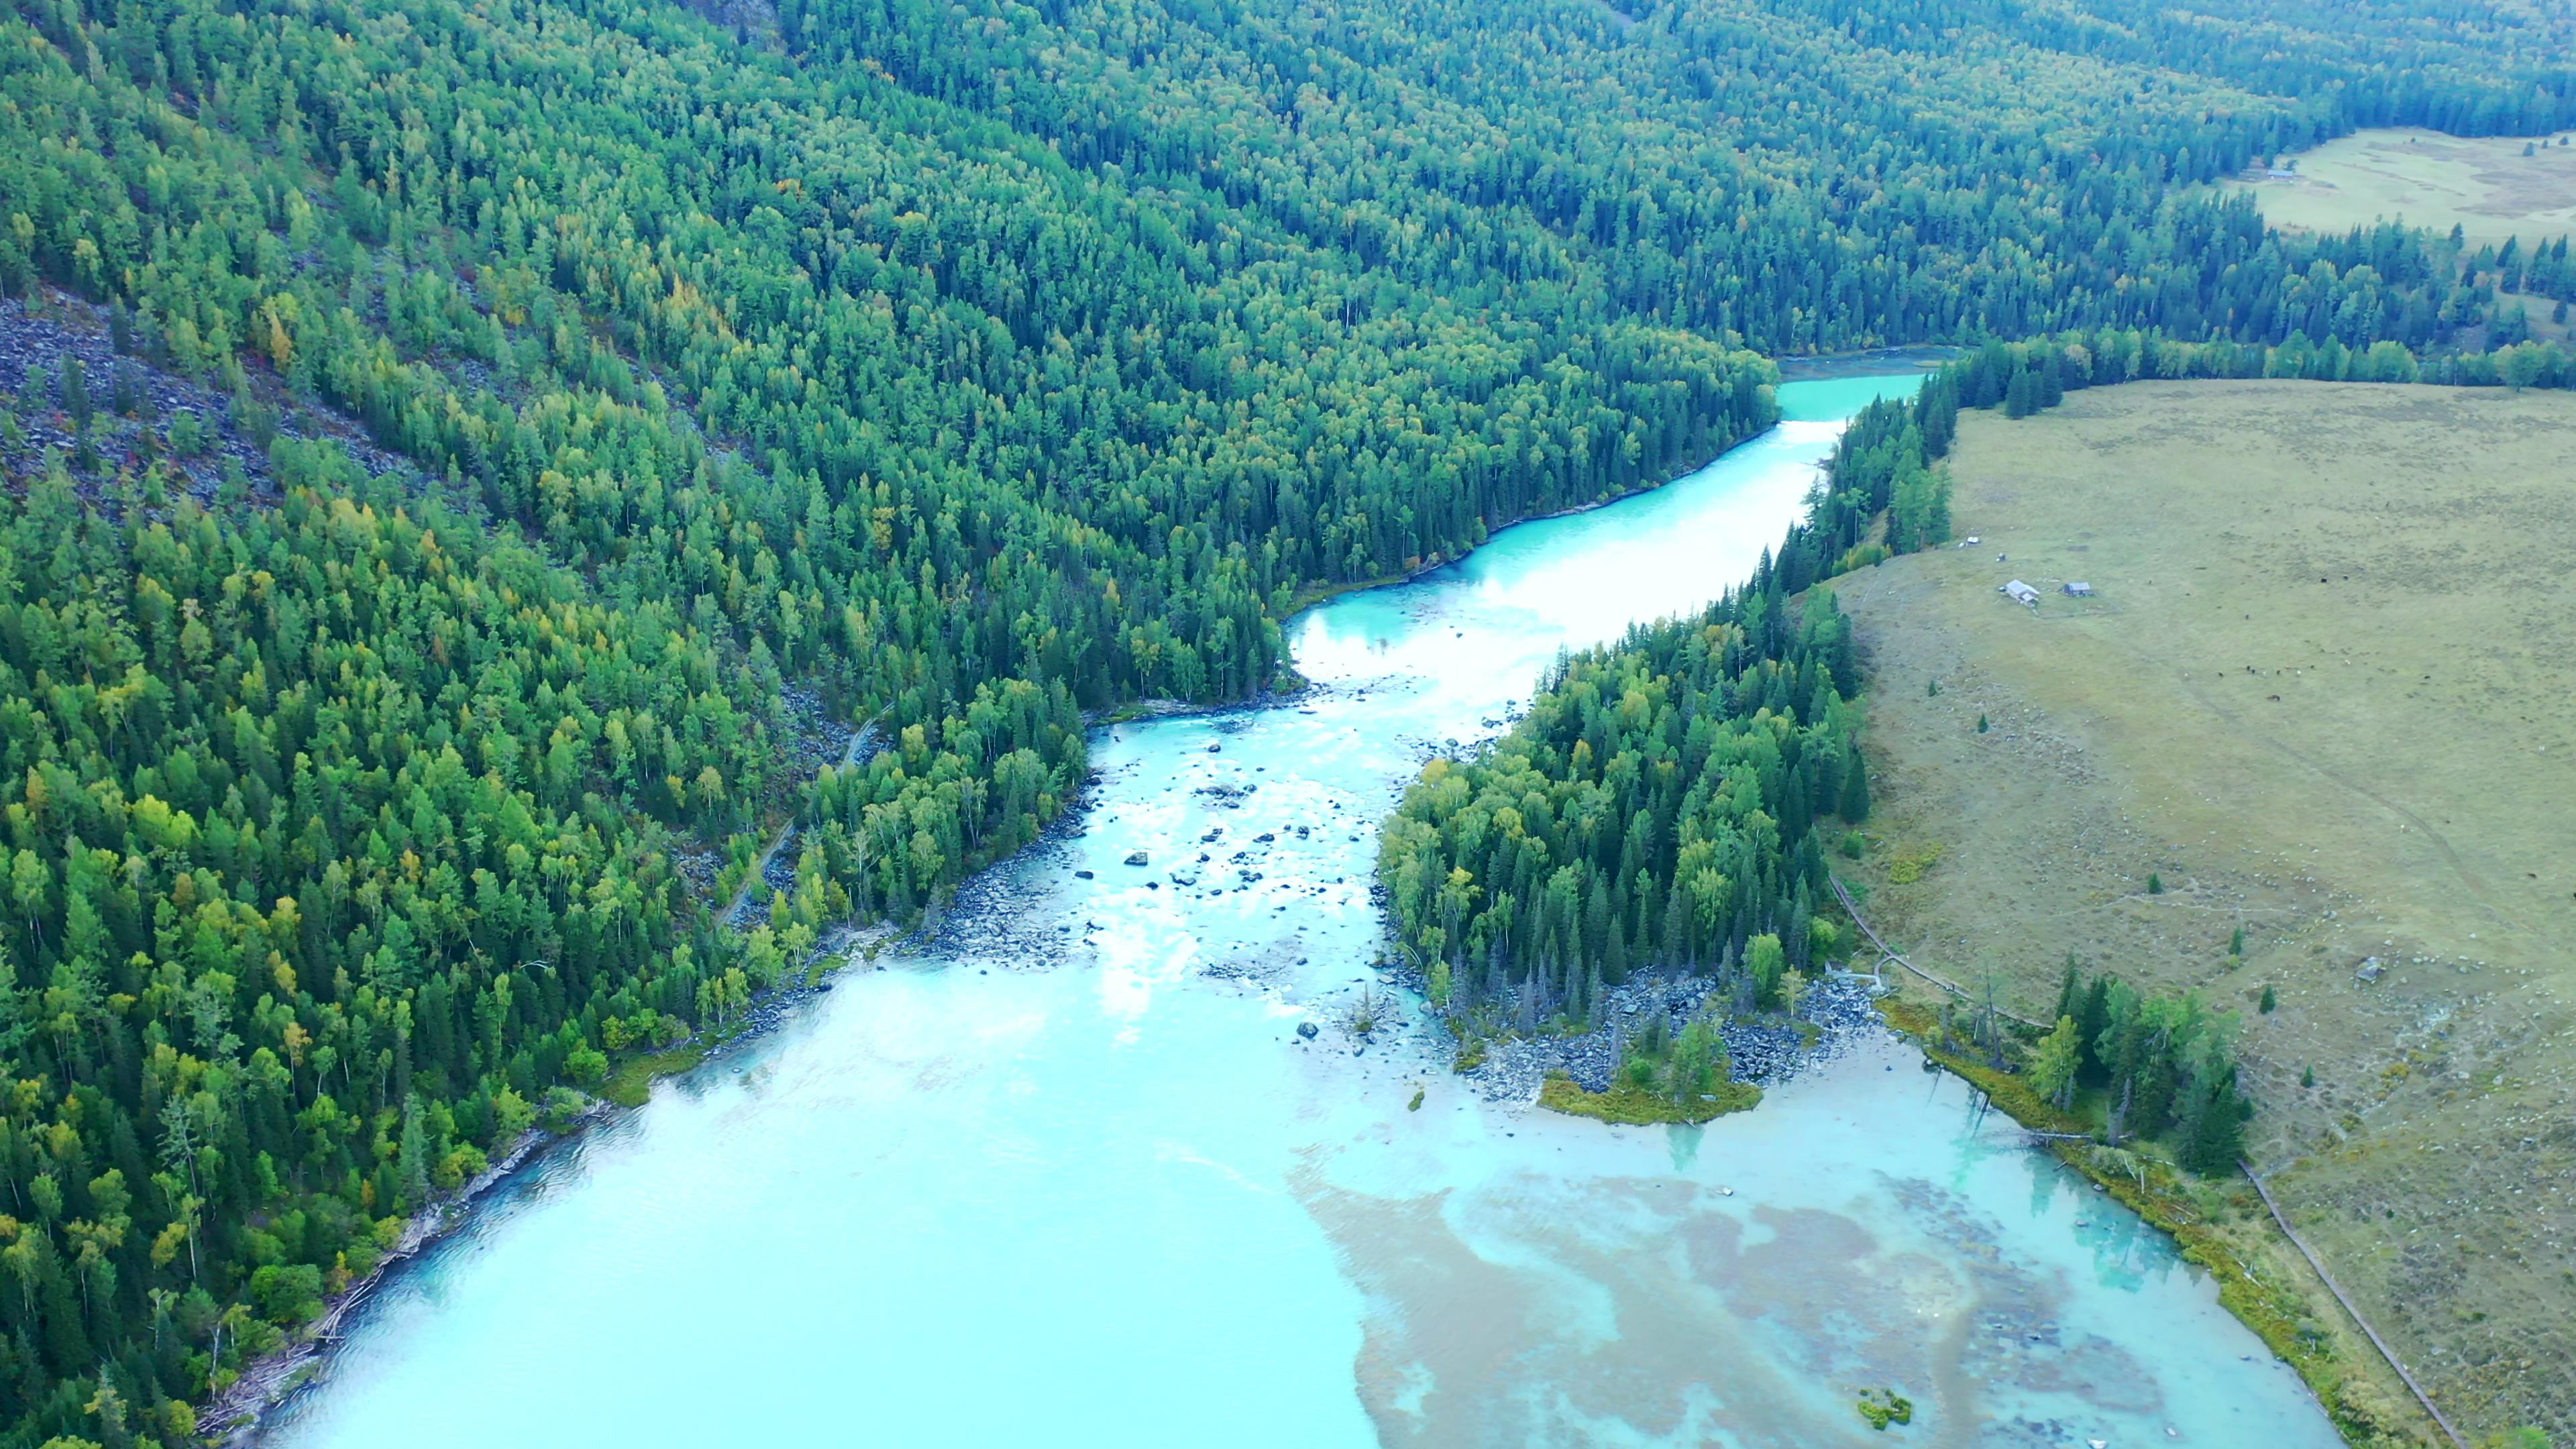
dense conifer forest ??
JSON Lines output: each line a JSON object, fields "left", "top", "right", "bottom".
{"left": 1379, "top": 348, "right": 2256, "bottom": 1165}
{"left": 2, "top": 0, "right": 2574, "bottom": 1437}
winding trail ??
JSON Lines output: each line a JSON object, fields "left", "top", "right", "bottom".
{"left": 2121, "top": 630, "right": 2524, "bottom": 938}
{"left": 724, "top": 708, "right": 886, "bottom": 927}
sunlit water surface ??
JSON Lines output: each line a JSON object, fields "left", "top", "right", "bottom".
{"left": 264, "top": 378, "right": 2337, "bottom": 1448}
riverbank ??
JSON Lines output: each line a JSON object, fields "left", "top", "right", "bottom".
{"left": 1273, "top": 394, "right": 1806, "bottom": 624}
{"left": 1774, "top": 345, "right": 1964, "bottom": 381}
{"left": 213, "top": 617, "right": 1307, "bottom": 1438}
{"left": 1088, "top": 681, "right": 1313, "bottom": 727}
{"left": 203, "top": 1109, "right": 604, "bottom": 1444}
{"left": 1875, "top": 991, "right": 2438, "bottom": 1447}
{"left": 209, "top": 918, "right": 906, "bottom": 1442}
{"left": 1393, "top": 961, "right": 1893, "bottom": 1111}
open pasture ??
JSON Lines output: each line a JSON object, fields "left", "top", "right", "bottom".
{"left": 1832, "top": 380, "right": 2576, "bottom": 1444}
{"left": 2230, "top": 127, "right": 2576, "bottom": 248}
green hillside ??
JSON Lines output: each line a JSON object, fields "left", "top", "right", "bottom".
{"left": 3, "top": 0, "right": 2575, "bottom": 1440}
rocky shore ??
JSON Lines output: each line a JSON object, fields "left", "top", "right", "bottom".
{"left": 1411, "top": 968, "right": 1894, "bottom": 1108}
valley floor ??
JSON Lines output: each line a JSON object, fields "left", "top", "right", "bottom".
{"left": 1830, "top": 379, "right": 2576, "bottom": 1445}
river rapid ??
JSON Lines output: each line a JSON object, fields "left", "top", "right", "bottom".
{"left": 261, "top": 377, "right": 2340, "bottom": 1448}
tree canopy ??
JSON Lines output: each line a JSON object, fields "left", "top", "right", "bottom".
{"left": 3, "top": 0, "right": 2575, "bottom": 1438}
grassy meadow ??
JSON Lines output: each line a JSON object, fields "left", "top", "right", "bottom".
{"left": 1829, "top": 380, "right": 2576, "bottom": 1445}
{"left": 2229, "top": 127, "right": 2576, "bottom": 248}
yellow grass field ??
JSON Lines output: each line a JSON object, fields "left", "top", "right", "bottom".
{"left": 1830, "top": 380, "right": 2576, "bottom": 1445}
{"left": 2228, "top": 127, "right": 2576, "bottom": 248}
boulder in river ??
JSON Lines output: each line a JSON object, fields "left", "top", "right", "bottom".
{"left": 1125, "top": 850, "right": 1150, "bottom": 866}
{"left": 1296, "top": 1022, "right": 1320, "bottom": 1040}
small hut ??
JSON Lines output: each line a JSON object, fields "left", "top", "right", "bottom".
{"left": 2062, "top": 582, "right": 2094, "bottom": 597}
{"left": 2000, "top": 580, "right": 2039, "bottom": 606}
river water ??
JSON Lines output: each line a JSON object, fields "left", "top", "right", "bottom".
{"left": 262, "top": 377, "right": 2339, "bottom": 1448}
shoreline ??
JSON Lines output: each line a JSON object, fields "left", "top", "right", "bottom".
{"left": 205, "top": 1111, "right": 603, "bottom": 1443}
{"left": 1086, "top": 680, "right": 1315, "bottom": 727}
{"left": 1773, "top": 345, "right": 1964, "bottom": 381}
{"left": 1275, "top": 395, "right": 1812, "bottom": 621}
{"left": 202, "top": 376, "right": 1898, "bottom": 1440}
{"left": 217, "top": 704, "right": 1149, "bottom": 1441}
{"left": 1874, "top": 994, "right": 2442, "bottom": 1448}
{"left": 1381, "top": 945, "right": 1894, "bottom": 1112}
{"left": 208, "top": 918, "right": 908, "bottom": 1443}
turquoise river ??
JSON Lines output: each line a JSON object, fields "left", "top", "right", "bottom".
{"left": 260, "top": 376, "right": 2342, "bottom": 1448}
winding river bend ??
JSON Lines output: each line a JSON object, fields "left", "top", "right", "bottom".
{"left": 264, "top": 377, "right": 2339, "bottom": 1448}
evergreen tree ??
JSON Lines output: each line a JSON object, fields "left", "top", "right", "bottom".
{"left": 58, "top": 357, "right": 89, "bottom": 429}
{"left": 1840, "top": 749, "right": 1874, "bottom": 822}
{"left": 2005, "top": 368, "right": 2040, "bottom": 419}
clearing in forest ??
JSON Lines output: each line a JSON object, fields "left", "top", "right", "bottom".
{"left": 2229, "top": 126, "right": 2576, "bottom": 247}
{"left": 1830, "top": 379, "right": 2576, "bottom": 1445}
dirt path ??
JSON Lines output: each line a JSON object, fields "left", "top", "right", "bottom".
{"left": 2127, "top": 633, "right": 2524, "bottom": 939}
{"left": 2243, "top": 1164, "right": 2472, "bottom": 1449}
{"left": 724, "top": 710, "right": 883, "bottom": 928}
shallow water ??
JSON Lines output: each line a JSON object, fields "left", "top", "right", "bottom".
{"left": 263, "top": 376, "right": 2337, "bottom": 1448}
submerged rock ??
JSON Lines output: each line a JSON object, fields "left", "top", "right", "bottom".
{"left": 1124, "top": 850, "right": 1150, "bottom": 866}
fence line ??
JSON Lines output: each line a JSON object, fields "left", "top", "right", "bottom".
{"left": 1826, "top": 873, "right": 2050, "bottom": 1029}
{"left": 2241, "top": 1164, "right": 2472, "bottom": 1449}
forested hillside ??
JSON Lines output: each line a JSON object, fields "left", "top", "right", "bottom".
{"left": 3, "top": 0, "right": 2575, "bottom": 1438}
{"left": 796, "top": 0, "right": 2575, "bottom": 350}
